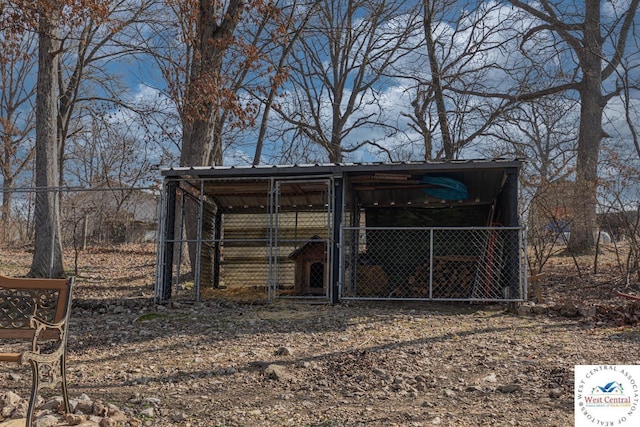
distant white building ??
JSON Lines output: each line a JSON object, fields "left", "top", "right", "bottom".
{"left": 62, "top": 180, "right": 158, "bottom": 245}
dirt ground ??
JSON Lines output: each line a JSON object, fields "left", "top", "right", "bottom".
{"left": 2, "top": 244, "right": 640, "bottom": 426}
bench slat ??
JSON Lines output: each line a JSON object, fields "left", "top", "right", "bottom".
{"left": 0, "top": 352, "right": 21, "bottom": 363}
{"left": 0, "top": 328, "right": 61, "bottom": 340}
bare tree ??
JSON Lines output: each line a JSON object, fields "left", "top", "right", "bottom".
{"left": 149, "top": 0, "right": 287, "bottom": 271}
{"left": 599, "top": 147, "right": 640, "bottom": 285}
{"left": 485, "top": 95, "right": 580, "bottom": 273}
{"left": 420, "top": 0, "right": 453, "bottom": 158}
{"left": 272, "top": 0, "right": 420, "bottom": 163}
{"left": 55, "top": 0, "right": 161, "bottom": 186}
{"left": 177, "top": 0, "right": 247, "bottom": 168}
{"left": 65, "top": 114, "right": 156, "bottom": 187}
{"left": 31, "top": 3, "right": 65, "bottom": 277}
{"left": 6, "top": 0, "right": 149, "bottom": 276}
{"left": 145, "top": 0, "right": 288, "bottom": 168}
{"left": 487, "top": 96, "right": 579, "bottom": 186}
{"left": 405, "top": 0, "right": 638, "bottom": 253}
{"left": 252, "top": 0, "right": 319, "bottom": 165}
{"left": 0, "top": 31, "right": 37, "bottom": 224}
{"left": 503, "top": 0, "right": 640, "bottom": 254}
{"left": 620, "top": 62, "right": 640, "bottom": 161}
{"left": 399, "top": 0, "right": 519, "bottom": 161}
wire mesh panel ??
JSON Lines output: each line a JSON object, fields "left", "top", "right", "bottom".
{"left": 211, "top": 210, "right": 273, "bottom": 301}
{"left": 342, "top": 227, "right": 524, "bottom": 301}
{"left": 157, "top": 186, "right": 196, "bottom": 301}
{"left": 1, "top": 187, "right": 158, "bottom": 250}
{"left": 272, "top": 179, "right": 333, "bottom": 300}
{"left": 157, "top": 179, "right": 275, "bottom": 302}
{"left": 155, "top": 177, "right": 334, "bottom": 302}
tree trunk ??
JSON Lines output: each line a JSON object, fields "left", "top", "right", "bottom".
{"left": 423, "top": 0, "right": 453, "bottom": 159}
{"left": 179, "top": 0, "right": 244, "bottom": 275}
{"left": 179, "top": 51, "right": 223, "bottom": 277}
{"left": 568, "top": 0, "right": 603, "bottom": 255}
{"left": 179, "top": 0, "right": 244, "bottom": 170}
{"left": 29, "top": 8, "right": 64, "bottom": 278}
{"left": 1, "top": 177, "right": 13, "bottom": 221}
{"left": 328, "top": 141, "right": 343, "bottom": 163}
{"left": 1, "top": 177, "right": 13, "bottom": 242}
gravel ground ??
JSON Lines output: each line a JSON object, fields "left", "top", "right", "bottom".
{"left": 2, "top": 247, "right": 640, "bottom": 426}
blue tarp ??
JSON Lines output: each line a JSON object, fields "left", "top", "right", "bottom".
{"left": 420, "top": 176, "right": 469, "bottom": 200}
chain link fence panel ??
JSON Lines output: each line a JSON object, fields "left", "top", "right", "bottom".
{"left": 342, "top": 227, "right": 525, "bottom": 301}
{"left": 0, "top": 187, "right": 158, "bottom": 299}
{"left": 3, "top": 188, "right": 525, "bottom": 304}
{"left": 157, "top": 178, "right": 333, "bottom": 303}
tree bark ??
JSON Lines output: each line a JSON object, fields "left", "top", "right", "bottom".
{"left": 1, "top": 177, "right": 13, "bottom": 222}
{"left": 423, "top": 0, "right": 453, "bottom": 159}
{"left": 1, "top": 178, "right": 13, "bottom": 242}
{"left": 29, "top": 7, "right": 64, "bottom": 278}
{"left": 180, "top": 0, "right": 244, "bottom": 168}
{"left": 180, "top": 0, "right": 244, "bottom": 274}
{"left": 567, "top": 0, "right": 603, "bottom": 254}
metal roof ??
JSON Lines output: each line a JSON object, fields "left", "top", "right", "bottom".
{"left": 162, "top": 159, "right": 522, "bottom": 214}
{"left": 161, "top": 158, "right": 522, "bottom": 178}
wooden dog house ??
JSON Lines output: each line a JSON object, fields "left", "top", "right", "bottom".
{"left": 288, "top": 236, "right": 327, "bottom": 295}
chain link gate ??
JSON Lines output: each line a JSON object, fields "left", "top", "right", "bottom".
{"left": 271, "top": 179, "right": 333, "bottom": 301}
{"left": 341, "top": 226, "right": 525, "bottom": 301}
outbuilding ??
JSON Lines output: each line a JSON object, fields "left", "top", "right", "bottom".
{"left": 155, "top": 160, "right": 525, "bottom": 303}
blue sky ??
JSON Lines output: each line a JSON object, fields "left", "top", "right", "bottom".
{"left": 3, "top": 0, "right": 639, "bottom": 187}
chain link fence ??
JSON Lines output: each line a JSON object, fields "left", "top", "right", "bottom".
{"left": 155, "top": 176, "right": 526, "bottom": 303}
{"left": 0, "top": 187, "right": 158, "bottom": 295}
{"left": 3, "top": 187, "right": 525, "bottom": 304}
{"left": 342, "top": 226, "right": 525, "bottom": 301}
{"left": 156, "top": 178, "right": 333, "bottom": 303}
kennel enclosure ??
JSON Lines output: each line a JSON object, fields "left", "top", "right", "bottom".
{"left": 155, "top": 160, "right": 525, "bottom": 303}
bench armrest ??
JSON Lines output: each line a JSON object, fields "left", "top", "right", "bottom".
{"left": 27, "top": 315, "right": 68, "bottom": 355}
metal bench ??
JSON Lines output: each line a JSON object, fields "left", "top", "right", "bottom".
{"left": 0, "top": 274, "right": 74, "bottom": 426}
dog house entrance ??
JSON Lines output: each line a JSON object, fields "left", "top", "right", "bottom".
{"left": 271, "top": 179, "right": 333, "bottom": 300}
{"left": 310, "top": 262, "right": 324, "bottom": 288}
